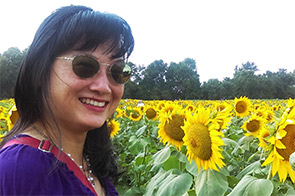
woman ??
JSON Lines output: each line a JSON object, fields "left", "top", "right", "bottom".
{"left": 0, "top": 5, "right": 134, "bottom": 196}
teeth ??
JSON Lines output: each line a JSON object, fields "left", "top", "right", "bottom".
{"left": 80, "top": 98, "right": 106, "bottom": 107}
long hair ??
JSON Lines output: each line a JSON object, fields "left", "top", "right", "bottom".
{"left": 1, "top": 5, "right": 134, "bottom": 190}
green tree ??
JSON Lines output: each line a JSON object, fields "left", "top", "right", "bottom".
{"left": 219, "top": 77, "right": 234, "bottom": 99}
{"left": 139, "top": 60, "right": 169, "bottom": 100}
{"left": 123, "top": 62, "right": 145, "bottom": 99}
{"left": 166, "top": 58, "right": 201, "bottom": 100}
{"left": 232, "top": 61, "right": 259, "bottom": 98}
{"left": 201, "top": 79, "right": 222, "bottom": 100}
{"left": 264, "top": 69, "right": 295, "bottom": 99}
{"left": 0, "top": 47, "right": 26, "bottom": 99}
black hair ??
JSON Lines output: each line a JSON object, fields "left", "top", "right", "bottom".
{"left": 0, "top": 5, "right": 134, "bottom": 191}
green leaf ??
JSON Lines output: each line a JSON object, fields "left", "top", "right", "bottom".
{"left": 236, "top": 160, "right": 261, "bottom": 179}
{"left": 136, "top": 125, "right": 147, "bottom": 136}
{"left": 163, "top": 156, "right": 179, "bottom": 171}
{"left": 195, "top": 169, "right": 228, "bottom": 196}
{"left": 223, "top": 137, "right": 239, "bottom": 147}
{"left": 185, "top": 160, "right": 198, "bottom": 176}
{"left": 128, "top": 136, "right": 144, "bottom": 155}
{"left": 172, "top": 150, "right": 188, "bottom": 163}
{"left": 152, "top": 145, "right": 171, "bottom": 165}
{"left": 145, "top": 169, "right": 193, "bottom": 196}
{"left": 227, "top": 175, "right": 240, "bottom": 189}
{"left": 156, "top": 173, "right": 193, "bottom": 196}
{"left": 228, "top": 175, "right": 260, "bottom": 196}
{"left": 286, "top": 185, "right": 295, "bottom": 196}
{"left": 244, "top": 179, "right": 273, "bottom": 196}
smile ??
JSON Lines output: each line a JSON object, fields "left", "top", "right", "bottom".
{"left": 80, "top": 98, "right": 106, "bottom": 107}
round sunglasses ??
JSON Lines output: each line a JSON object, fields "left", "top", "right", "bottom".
{"left": 56, "top": 55, "right": 132, "bottom": 84}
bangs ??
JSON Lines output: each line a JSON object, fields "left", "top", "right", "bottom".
{"left": 57, "top": 10, "right": 134, "bottom": 59}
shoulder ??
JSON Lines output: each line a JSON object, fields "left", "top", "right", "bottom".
{"left": 0, "top": 144, "right": 96, "bottom": 195}
{"left": 0, "top": 143, "right": 55, "bottom": 173}
{"left": 0, "top": 144, "right": 56, "bottom": 195}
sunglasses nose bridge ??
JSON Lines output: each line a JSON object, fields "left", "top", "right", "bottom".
{"left": 93, "top": 63, "right": 116, "bottom": 85}
{"left": 89, "top": 67, "right": 112, "bottom": 93}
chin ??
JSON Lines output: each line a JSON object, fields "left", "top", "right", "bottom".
{"left": 85, "top": 122, "right": 105, "bottom": 130}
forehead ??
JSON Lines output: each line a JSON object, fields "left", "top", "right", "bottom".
{"left": 71, "top": 40, "right": 124, "bottom": 60}
{"left": 65, "top": 49, "right": 123, "bottom": 63}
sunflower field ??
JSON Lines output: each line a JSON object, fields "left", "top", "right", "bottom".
{"left": 1, "top": 97, "right": 295, "bottom": 196}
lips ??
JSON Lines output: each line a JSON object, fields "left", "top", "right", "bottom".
{"left": 79, "top": 98, "right": 107, "bottom": 107}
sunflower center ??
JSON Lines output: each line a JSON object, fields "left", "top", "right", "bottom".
{"left": 246, "top": 120, "right": 260, "bottom": 132}
{"left": 164, "top": 114, "right": 185, "bottom": 141}
{"left": 236, "top": 101, "right": 247, "bottom": 113}
{"left": 131, "top": 112, "right": 139, "bottom": 118}
{"left": 187, "top": 122, "right": 212, "bottom": 160}
{"left": 277, "top": 124, "right": 295, "bottom": 161}
{"left": 218, "top": 105, "right": 226, "bottom": 111}
{"left": 146, "top": 108, "right": 157, "bottom": 119}
{"left": 266, "top": 113, "right": 273, "bottom": 122}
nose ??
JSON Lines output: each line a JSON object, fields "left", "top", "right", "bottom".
{"left": 88, "top": 66, "right": 111, "bottom": 94}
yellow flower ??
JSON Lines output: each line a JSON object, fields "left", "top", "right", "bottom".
{"left": 129, "top": 107, "right": 143, "bottom": 122}
{"left": 257, "top": 129, "right": 271, "bottom": 149}
{"left": 234, "top": 96, "right": 252, "bottom": 118}
{"left": 185, "top": 104, "right": 197, "bottom": 114}
{"left": 214, "top": 102, "right": 233, "bottom": 131}
{"left": 262, "top": 109, "right": 295, "bottom": 183}
{"left": 182, "top": 106, "right": 225, "bottom": 172}
{"left": 107, "top": 119, "right": 120, "bottom": 137}
{"left": 8, "top": 105, "right": 19, "bottom": 130}
{"left": 157, "top": 101, "right": 166, "bottom": 111}
{"left": 242, "top": 114, "right": 267, "bottom": 138}
{"left": 145, "top": 106, "right": 158, "bottom": 120}
{"left": 158, "top": 103, "right": 186, "bottom": 150}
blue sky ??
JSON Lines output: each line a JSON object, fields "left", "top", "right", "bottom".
{"left": 0, "top": 0, "right": 294, "bottom": 82}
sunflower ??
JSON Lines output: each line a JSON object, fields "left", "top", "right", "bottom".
{"left": 107, "top": 119, "right": 120, "bottom": 137}
{"left": 145, "top": 106, "right": 158, "bottom": 120}
{"left": 254, "top": 107, "right": 268, "bottom": 119}
{"left": 129, "top": 107, "right": 143, "bottom": 122}
{"left": 287, "top": 98, "right": 295, "bottom": 114}
{"left": 234, "top": 96, "right": 252, "bottom": 118}
{"left": 265, "top": 108, "right": 275, "bottom": 123}
{"left": 213, "top": 102, "right": 233, "bottom": 131}
{"left": 215, "top": 102, "right": 231, "bottom": 112}
{"left": 182, "top": 106, "right": 225, "bottom": 172}
{"left": 157, "top": 101, "right": 166, "bottom": 111}
{"left": 257, "top": 129, "right": 271, "bottom": 150}
{"left": 262, "top": 108, "right": 295, "bottom": 183}
{"left": 158, "top": 103, "right": 186, "bottom": 150}
{"left": 185, "top": 104, "right": 197, "bottom": 114}
{"left": 159, "top": 101, "right": 176, "bottom": 116}
{"left": 242, "top": 114, "right": 267, "bottom": 138}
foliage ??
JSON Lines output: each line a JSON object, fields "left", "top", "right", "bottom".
{"left": 1, "top": 98, "right": 295, "bottom": 195}
{"left": 1, "top": 47, "right": 295, "bottom": 99}
{"left": 109, "top": 99, "right": 295, "bottom": 195}
{"left": 0, "top": 47, "right": 27, "bottom": 99}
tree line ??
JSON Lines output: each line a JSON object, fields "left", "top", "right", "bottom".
{"left": 1, "top": 47, "right": 295, "bottom": 100}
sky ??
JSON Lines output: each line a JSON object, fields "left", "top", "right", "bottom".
{"left": 0, "top": 0, "right": 294, "bottom": 82}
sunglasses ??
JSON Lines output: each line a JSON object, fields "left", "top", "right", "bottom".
{"left": 56, "top": 55, "right": 132, "bottom": 84}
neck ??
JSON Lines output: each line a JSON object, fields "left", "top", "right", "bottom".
{"left": 61, "top": 128, "right": 87, "bottom": 165}
{"left": 29, "top": 121, "right": 88, "bottom": 166}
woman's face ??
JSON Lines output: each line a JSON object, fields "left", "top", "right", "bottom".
{"left": 48, "top": 46, "right": 125, "bottom": 132}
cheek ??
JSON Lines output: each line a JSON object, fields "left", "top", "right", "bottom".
{"left": 112, "top": 85, "right": 124, "bottom": 106}
{"left": 115, "top": 86, "right": 124, "bottom": 100}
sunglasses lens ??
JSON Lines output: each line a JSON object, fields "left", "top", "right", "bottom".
{"left": 72, "top": 56, "right": 99, "bottom": 78}
{"left": 111, "top": 62, "right": 132, "bottom": 84}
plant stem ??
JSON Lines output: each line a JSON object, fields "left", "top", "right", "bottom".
{"left": 267, "top": 165, "right": 272, "bottom": 180}
{"left": 179, "top": 161, "right": 184, "bottom": 171}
